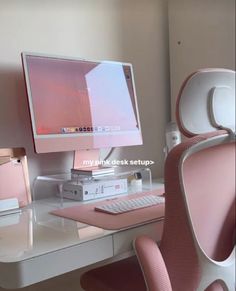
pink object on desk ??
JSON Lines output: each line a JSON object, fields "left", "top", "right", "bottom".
{"left": 51, "top": 189, "right": 165, "bottom": 230}
{"left": 0, "top": 148, "right": 31, "bottom": 207}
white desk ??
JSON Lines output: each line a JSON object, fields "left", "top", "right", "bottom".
{"left": 0, "top": 182, "right": 164, "bottom": 289}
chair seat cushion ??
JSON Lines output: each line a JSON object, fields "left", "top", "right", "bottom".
{"left": 80, "top": 256, "right": 146, "bottom": 291}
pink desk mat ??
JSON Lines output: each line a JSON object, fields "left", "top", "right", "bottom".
{"left": 51, "top": 189, "right": 165, "bottom": 230}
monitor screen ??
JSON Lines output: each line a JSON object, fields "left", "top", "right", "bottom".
{"left": 22, "top": 53, "right": 143, "bottom": 153}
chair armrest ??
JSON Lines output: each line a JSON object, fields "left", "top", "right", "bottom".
{"left": 133, "top": 235, "right": 172, "bottom": 291}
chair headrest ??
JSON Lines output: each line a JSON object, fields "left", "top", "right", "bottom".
{"left": 176, "top": 69, "right": 235, "bottom": 137}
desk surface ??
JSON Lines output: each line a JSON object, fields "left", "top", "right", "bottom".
{"left": 0, "top": 181, "right": 164, "bottom": 289}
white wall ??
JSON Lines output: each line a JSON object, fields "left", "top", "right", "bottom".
{"left": 0, "top": 0, "right": 170, "bottom": 193}
{"left": 168, "top": 0, "right": 235, "bottom": 119}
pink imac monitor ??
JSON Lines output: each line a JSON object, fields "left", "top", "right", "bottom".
{"left": 21, "top": 53, "right": 142, "bottom": 155}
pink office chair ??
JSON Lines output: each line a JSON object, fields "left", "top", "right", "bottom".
{"left": 80, "top": 69, "right": 235, "bottom": 291}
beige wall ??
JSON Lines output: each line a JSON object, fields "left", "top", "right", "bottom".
{"left": 0, "top": 1, "right": 169, "bottom": 290}
{"left": 168, "top": 0, "right": 235, "bottom": 119}
{"left": 0, "top": 0, "right": 170, "bottom": 189}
